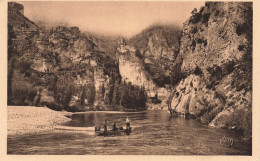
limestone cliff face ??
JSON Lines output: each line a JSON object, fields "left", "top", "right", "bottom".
{"left": 145, "top": 33, "right": 179, "bottom": 63}
{"left": 117, "top": 43, "right": 170, "bottom": 110}
{"left": 129, "top": 25, "right": 180, "bottom": 60}
{"left": 118, "top": 55, "right": 155, "bottom": 92}
{"left": 31, "top": 26, "right": 94, "bottom": 72}
{"left": 170, "top": 2, "right": 252, "bottom": 134}
{"left": 115, "top": 26, "right": 181, "bottom": 110}
{"left": 28, "top": 26, "right": 107, "bottom": 107}
{"left": 8, "top": 3, "right": 118, "bottom": 110}
{"left": 179, "top": 2, "right": 252, "bottom": 75}
{"left": 170, "top": 74, "right": 224, "bottom": 122}
{"left": 129, "top": 25, "right": 181, "bottom": 87}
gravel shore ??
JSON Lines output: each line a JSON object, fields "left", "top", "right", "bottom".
{"left": 8, "top": 106, "right": 71, "bottom": 136}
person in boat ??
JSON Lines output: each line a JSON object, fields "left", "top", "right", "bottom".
{"left": 112, "top": 122, "right": 118, "bottom": 134}
{"left": 104, "top": 120, "right": 108, "bottom": 134}
{"left": 126, "top": 117, "right": 131, "bottom": 131}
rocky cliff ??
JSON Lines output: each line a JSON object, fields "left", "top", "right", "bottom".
{"left": 169, "top": 2, "right": 252, "bottom": 136}
{"left": 8, "top": 2, "right": 121, "bottom": 111}
{"left": 128, "top": 25, "right": 181, "bottom": 87}
{"left": 116, "top": 25, "right": 181, "bottom": 110}
{"left": 8, "top": 2, "right": 149, "bottom": 111}
{"left": 117, "top": 44, "right": 170, "bottom": 110}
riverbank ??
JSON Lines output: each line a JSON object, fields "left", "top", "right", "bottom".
{"left": 8, "top": 106, "right": 72, "bottom": 136}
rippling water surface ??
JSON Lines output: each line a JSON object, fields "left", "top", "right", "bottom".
{"left": 7, "top": 110, "right": 251, "bottom": 155}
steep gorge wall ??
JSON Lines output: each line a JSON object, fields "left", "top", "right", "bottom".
{"left": 117, "top": 43, "right": 170, "bottom": 110}
{"left": 170, "top": 2, "right": 252, "bottom": 134}
{"left": 118, "top": 55, "right": 156, "bottom": 92}
{"left": 117, "top": 26, "right": 181, "bottom": 110}
{"left": 8, "top": 3, "right": 117, "bottom": 111}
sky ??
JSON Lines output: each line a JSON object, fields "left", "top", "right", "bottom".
{"left": 19, "top": 1, "right": 205, "bottom": 37}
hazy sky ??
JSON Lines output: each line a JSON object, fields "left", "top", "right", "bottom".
{"left": 19, "top": 1, "right": 204, "bottom": 37}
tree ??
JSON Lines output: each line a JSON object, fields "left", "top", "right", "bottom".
{"left": 55, "top": 73, "right": 75, "bottom": 109}
{"left": 80, "top": 85, "right": 87, "bottom": 106}
{"left": 104, "top": 73, "right": 115, "bottom": 105}
{"left": 8, "top": 58, "right": 15, "bottom": 104}
{"left": 8, "top": 25, "right": 16, "bottom": 61}
{"left": 120, "top": 81, "right": 129, "bottom": 108}
{"left": 8, "top": 25, "right": 17, "bottom": 104}
{"left": 170, "top": 57, "right": 185, "bottom": 86}
{"left": 86, "top": 83, "right": 96, "bottom": 106}
{"left": 101, "top": 83, "right": 105, "bottom": 99}
{"left": 194, "top": 65, "right": 203, "bottom": 76}
{"left": 53, "top": 75, "right": 58, "bottom": 102}
{"left": 118, "top": 81, "right": 147, "bottom": 109}
{"left": 63, "top": 84, "right": 75, "bottom": 108}
{"left": 112, "top": 80, "right": 121, "bottom": 105}
{"left": 191, "top": 8, "right": 198, "bottom": 15}
{"left": 120, "top": 81, "right": 127, "bottom": 106}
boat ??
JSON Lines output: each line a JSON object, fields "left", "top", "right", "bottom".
{"left": 95, "top": 126, "right": 132, "bottom": 136}
{"left": 54, "top": 125, "right": 133, "bottom": 136}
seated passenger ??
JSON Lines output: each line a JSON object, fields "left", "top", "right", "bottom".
{"left": 126, "top": 117, "right": 131, "bottom": 131}
{"left": 104, "top": 120, "right": 108, "bottom": 133}
{"left": 112, "top": 122, "right": 118, "bottom": 131}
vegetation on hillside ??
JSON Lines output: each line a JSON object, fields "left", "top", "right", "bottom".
{"left": 8, "top": 2, "right": 147, "bottom": 111}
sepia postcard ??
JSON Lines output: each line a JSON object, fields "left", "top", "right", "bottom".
{"left": 0, "top": 0, "right": 259, "bottom": 161}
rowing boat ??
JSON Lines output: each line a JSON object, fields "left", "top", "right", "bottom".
{"left": 54, "top": 125, "right": 133, "bottom": 136}
{"left": 95, "top": 127, "right": 132, "bottom": 136}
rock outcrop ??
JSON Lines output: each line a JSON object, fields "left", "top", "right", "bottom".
{"left": 169, "top": 2, "right": 252, "bottom": 135}
{"left": 129, "top": 25, "right": 181, "bottom": 87}
{"left": 117, "top": 38, "right": 172, "bottom": 110}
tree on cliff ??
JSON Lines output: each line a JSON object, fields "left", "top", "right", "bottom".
{"left": 80, "top": 85, "right": 87, "bottom": 106}
{"left": 7, "top": 58, "right": 15, "bottom": 105}
{"left": 170, "top": 57, "right": 186, "bottom": 86}
{"left": 8, "top": 25, "right": 16, "bottom": 61}
{"left": 63, "top": 84, "right": 75, "bottom": 109}
{"left": 86, "top": 83, "right": 96, "bottom": 106}
{"left": 112, "top": 80, "right": 121, "bottom": 105}
{"left": 120, "top": 81, "right": 147, "bottom": 109}
{"left": 104, "top": 72, "right": 116, "bottom": 105}
{"left": 138, "top": 86, "right": 147, "bottom": 109}
{"left": 7, "top": 25, "right": 16, "bottom": 104}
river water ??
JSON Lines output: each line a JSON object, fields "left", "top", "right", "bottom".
{"left": 7, "top": 110, "right": 251, "bottom": 155}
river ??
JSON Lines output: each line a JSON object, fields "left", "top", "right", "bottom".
{"left": 7, "top": 110, "right": 251, "bottom": 155}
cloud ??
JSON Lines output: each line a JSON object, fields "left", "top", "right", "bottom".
{"left": 20, "top": 1, "right": 204, "bottom": 37}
